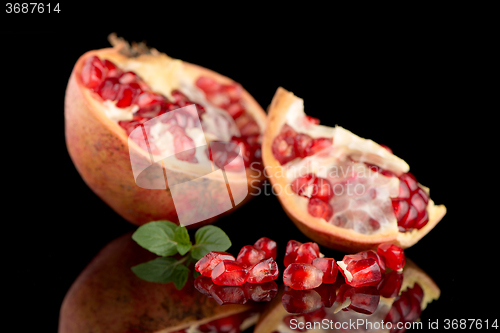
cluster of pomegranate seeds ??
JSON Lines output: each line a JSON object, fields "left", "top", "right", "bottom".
{"left": 81, "top": 56, "right": 262, "bottom": 166}
{"left": 290, "top": 173, "right": 335, "bottom": 221}
{"left": 392, "top": 171, "right": 430, "bottom": 232}
{"left": 272, "top": 124, "right": 333, "bottom": 165}
{"left": 384, "top": 283, "right": 424, "bottom": 332}
{"left": 195, "top": 76, "right": 262, "bottom": 167}
{"left": 194, "top": 237, "right": 278, "bottom": 287}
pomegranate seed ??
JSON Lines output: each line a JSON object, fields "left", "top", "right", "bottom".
{"left": 97, "top": 78, "right": 120, "bottom": 101}
{"left": 195, "top": 251, "right": 236, "bottom": 277}
{"left": 118, "top": 71, "right": 142, "bottom": 84}
{"left": 247, "top": 258, "right": 279, "bottom": 283}
{"left": 195, "top": 76, "right": 221, "bottom": 93}
{"left": 283, "top": 263, "right": 324, "bottom": 290}
{"left": 400, "top": 205, "right": 418, "bottom": 230}
{"left": 284, "top": 240, "right": 302, "bottom": 267}
{"left": 116, "top": 82, "right": 142, "bottom": 108}
{"left": 377, "top": 243, "right": 405, "bottom": 271}
{"left": 304, "top": 137, "right": 332, "bottom": 156}
{"left": 282, "top": 289, "right": 323, "bottom": 313}
{"left": 226, "top": 102, "right": 245, "bottom": 119}
{"left": 291, "top": 174, "right": 316, "bottom": 197}
{"left": 221, "top": 83, "right": 243, "bottom": 103}
{"left": 211, "top": 260, "right": 249, "bottom": 286}
{"left": 244, "top": 281, "right": 278, "bottom": 302}
{"left": 380, "top": 144, "right": 393, "bottom": 154}
{"left": 408, "top": 283, "right": 424, "bottom": 304}
{"left": 305, "top": 115, "right": 320, "bottom": 125}
{"left": 355, "top": 250, "right": 386, "bottom": 273}
{"left": 135, "top": 91, "right": 167, "bottom": 110}
{"left": 254, "top": 237, "right": 277, "bottom": 259}
{"left": 206, "top": 91, "right": 231, "bottom": 109}
{"left": 310, "top": 177, "right": 333, "bottom": 202}
{"left": 377, "top": 270, "right": 403, "bottom": 298}
{"left": 338, "top": 256, "right": 382, "bottom": 287}
{"left": 400, "top": 172, "right": 419, "bottom": 192}
{"left": 169, "top": 125, "right": 197, "bottom": 162}
{"left": 392, "top": 199, "right": 409, "bottom": 222}
{"left": 312, "top": 258, "right": 338, "bottom": 284}
{"left": 236, "top": 245, "right": 266, "bottom": 268}
{"left": 294, "top": 133, "right": 314, "bottom": 158}
{"left": 295, "top": 242, "right": 320, "bottom": 265}
{"left": 413, "top": 210, "right": 429, "bottom": 229}
{"left": 102, "top": 59, "right": 121, "bottom": 78}
{"left": 411, "top": 192, "right": 427, "bottom": 219}
{"left": 81, "top": 56, "right": 105, "bottom": 89}
{"left": 210, "top": 285, "right": 249, "bottom": 305}
{"left": 236, "top": 113, "right": 260, "bottom": 136}
{"left": 398, "top": 180, "right": 411, "bottom": 199}
{"left": 307, "top": 198, "right": 334, "bottom": 221}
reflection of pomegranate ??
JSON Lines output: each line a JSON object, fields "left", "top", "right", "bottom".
{"left": 59, "top": 232, "right": 261, "bottom": 332}
{"left": 262, "top": 87, "right": 446, "bottom": 251}
{"left": 65, "top": 35, "right": 266, "bottom": 226}
{"left": 254, "top": 258, "right": 440, "bottom": 333}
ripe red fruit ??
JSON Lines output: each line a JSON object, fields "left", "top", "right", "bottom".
{"left": 283, "top": 263, "right": 324, "bottom": 290}
{"left": 247, "top": 258, "right": 279, "bottom": 284}
{"left": 211, "top": 260, "right": 249, "bottom": 286}
{"left": 236, "top": 245, "right": 266, "bottom": 268}
{"left": 295, "top": 242, "right": 320, "bottom": 265}
{"left": 253, "top": 237, "right": 277, "bottom": 260}
{"left": 195, "top": 251, "right": 236, "bottom": 277}
{"left": 377, "top": 243, "right": 405, "bottom": 271}
{"left": 312, "top": 257, "right": 338, "bottom": 284}
{"left": 337, "top": 256, "right": 382, "bottom": 288}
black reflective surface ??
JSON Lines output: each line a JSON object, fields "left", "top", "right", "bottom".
{"left": 3, "top": 14, "right": 494, "bottom": 333}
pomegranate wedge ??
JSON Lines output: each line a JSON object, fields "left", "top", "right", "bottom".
{"left": 262, "top": 87, "right": 446, "bottom": 251}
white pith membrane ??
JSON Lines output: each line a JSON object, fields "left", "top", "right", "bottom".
{"left": 93, "top": 54, "right": 249, "bottom": 174}
{"left": 336, "top": 261, "right": 352, "bottom": 282}
{"left": 280, "top": 99, "right": 428, "bottom": 236}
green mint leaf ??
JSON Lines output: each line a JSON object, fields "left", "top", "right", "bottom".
{"left": 131, "top": 257, "right": 177, "bottom": 283}
{"left": 174, "top": 226, "right": 192, "bottom": 256}
{"left": 132, "top": 221, "right": 178, "bottom": 257}
{"left": 191, "top": 225, "right": 232, "bottom": 260}
{"left": 172, "top": 264, "right": 190, "bottom": 290}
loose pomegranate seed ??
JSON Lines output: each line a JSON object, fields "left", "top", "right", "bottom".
{"left": 377, "top": 243, "right": 405, "bottom": 271}
{"left": 283, "top": 263, "right": 324, "bottom": 290}
{"left": 284, "top": 240, "right": 302, "bottom": 267}
{"left": 355, "top": 250, "right": 386, "bottom": 273}
{"left": 377, "top": 270, "right": 403, "bottom": 298}
{"left": 195, "top": 76, "right": 221, "bottom": 93}
{"left": 295, "top": 242, "right": 320, "bottom": 265}
{"left": 244, "top": 281, "right": 278, "bottom": 302}
{"left": 312, "top": 258, "right": 338, "bottom": 284}
{"left": 282, "top": 288, "right": 323, "bottom": 313}
{"left": 81, "top": 56, "right": 105, "bottom": 89}
{"left": 210, "top": 285, "right": 249, "bottom": 305}
{"left": 195, "top": 251, "right": 236, "bottom": 277}
{"left": 115, "top": 82, "right": 142, "bottom": 108}
{"left": 211, "top": 260, "right": 249, "bottom": 286}
{"left": 253, "top": 237, "right": 277, "bottom": 259}
{"left": 247, "top": 258, "right": 279, "bottom": 283}
{"left": 338, "top": 256, "right": 382, "bottom": 287}
{"left": 97, "top": 78, "right": 120, "bottom": 101}
{"left": 236, "top": 245, "right": 266, "bottom": 268}
{"left": 307, "top": 198, "right": 334, "bottom": 221}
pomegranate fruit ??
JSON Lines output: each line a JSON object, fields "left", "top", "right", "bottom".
{"left": 59, "top": 232, "right": 260, "bottom": 333}
{"left": 65, "top": 35, "right": 266, "bottom": 226}
{"left": 254, "top": 258, "right": 440, "bottom": 333}
{"left": 262, "top": 87, "right": 447, "bottom": 251}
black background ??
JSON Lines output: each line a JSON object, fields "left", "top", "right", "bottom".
{"left": 1, "top": 6, "right": 495, "bottom": 332}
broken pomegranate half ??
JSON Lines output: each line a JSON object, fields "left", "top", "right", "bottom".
{"left": 262, "top": 87, "right": 447, "bottom": 251}
{"left": 65, "top": 35, "right": 266, "bottom": 226}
